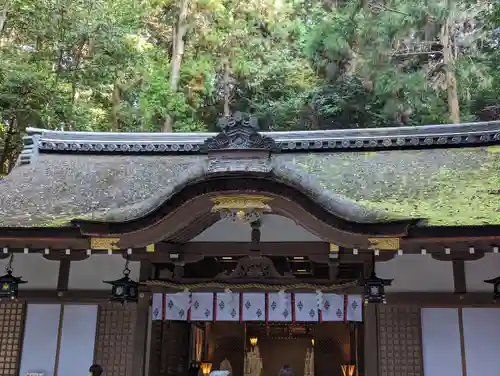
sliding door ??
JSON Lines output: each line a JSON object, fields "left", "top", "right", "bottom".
{"left": 18, "top": 304, "right": 98, "bottom": 376}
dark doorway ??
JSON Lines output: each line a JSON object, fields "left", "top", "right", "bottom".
{"left": 259, "top": 337, "right": 310, "bottom": 376}
{"left": 203, "top": 322, "right": 361, "bottom": 376}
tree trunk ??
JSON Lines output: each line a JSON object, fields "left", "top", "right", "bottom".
{"left": 222, "top": 58, "right": 231, "bottom": 117}
{"left": 111, "top": 82, "right": 121, "bottom": 131}
{"left": 0, "top": 116, "right": 16, "bottom": 175}
{"left": 162, "top": 0, "right": 189, "bottom": 132}
{"left": 441, "top": 11, "right": 460, "bottom": 123}
{"left": 0, "top": 3, "right": 8, "bottom": 37}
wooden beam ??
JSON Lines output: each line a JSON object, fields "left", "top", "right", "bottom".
{"left": 17, "top": 289, "right": 110, "bottom": 302}
{"left": 387, "top": 292, "right": 495, "bottom": 306}
{"left": 364, "top": 304, "right": 379, "bottom": 376}
{"left": 131, "top": 261, "right": 153, "bottom": 376}
{"left": 432, "top": 252, "right": 484, "bottom": 261}
{"left": 0, "top": 236, "right": 89, "bottom": 249}
{"left": 158, "top": 242, "right": 331, "bottom": 256}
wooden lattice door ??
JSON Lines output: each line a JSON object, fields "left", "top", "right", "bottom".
{"left": 378, "top": 306, "right": 423, "bottom": 376}
{"left": 0, "top": 302, "right": 24, "bottom": 376}
{"left": 149, "top": 321, "right": 191, "bottom": 376}
{"left": 94, "top": 303, "right": 137, "bottom": 376}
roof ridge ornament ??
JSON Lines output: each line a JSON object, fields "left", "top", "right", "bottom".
{"left": 204, "top": 112, "right": 276, "bottom": 152}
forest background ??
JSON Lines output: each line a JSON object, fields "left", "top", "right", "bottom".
{"left": 0, "top": 0, "right": 499, "bottom": 174}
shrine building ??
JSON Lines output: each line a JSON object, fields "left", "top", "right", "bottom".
{"left": 1, "top": 113, "right": 500, "bottom": 376}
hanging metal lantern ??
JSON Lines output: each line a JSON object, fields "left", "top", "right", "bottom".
{"left": 0, "top": 254, "right": 27, "bottom": 300}
{"left": 363, "top": 252, "right": 393, "bottom": 305}
{"left": 103, "top": 256, "right": 139, "bottom": 303}
{"left": 484, "top": 276, "right": 500, "bottom": 301}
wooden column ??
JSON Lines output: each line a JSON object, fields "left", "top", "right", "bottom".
{"left": 364, "top": 304, "right": 379, "bottom": 376}
{"left": 131, "top": 261, "right": 153, "bottom": 376}
{"left": 57, "top": 259, "right": 71, "bottom": 291}
{"left": 452, "top": 260, "right": 467, "bottom": 294}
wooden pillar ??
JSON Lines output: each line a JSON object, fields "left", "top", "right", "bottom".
{"left": 57, "top": 259, "right": 71, "bottom": 291}
{"left": 132, "top": 261, "right": 153, "bottom": 376}
{"left": 364, "top": 304, "right": 379, "bottom": 376}
{"left": 349, "top": 323, "right": 357, "bottom": 363}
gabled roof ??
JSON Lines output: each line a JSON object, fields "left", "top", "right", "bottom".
{"left": 1, "top": 116, "right": 500, "bottom": 231}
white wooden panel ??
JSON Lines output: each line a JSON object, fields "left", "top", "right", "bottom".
{"left": 68, "top": 254, "right": 139, "bottom": 290}
{"left": 377, "top": 255, "right": 454, "bottom": 292}
{"left": 192, "top": 214, "right": 323, "bottom": 242}
{"left": 8, "top": 254, "right": 59, "bottom": 290}
{"left": 58, "top": 305, "right": 98, "bottom": 376}
{"left": 421, "top": 308, "right": 462, "bottom": 376}
{"left": 463, "top": 308, "right": 500, "bottom": 376}
{"left": 19, "top": 304, "right": 61, "bottom": 376}
{"left": 466, "top": 253, "right": 500, "bottom": 291}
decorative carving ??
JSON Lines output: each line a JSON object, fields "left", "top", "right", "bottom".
{"left": 90, "top": 237, "right": 120, "bottom": 250}
{"left": 207, "top": 158, "right": 272, "bottom": 174}
{"left": 211, "top": 195, "right": 272, "bottom": 222}
{"left": 217, "top": 255, "right": 293, "bottom": 280}
{"left": 329, "top": 244, "right": 339, "bottom": 253}
{"left": 211, "top": 195, "right": 272, "bottom": 211}
{"left": 204, "top": 112, "right": 276, "bottom": 152}
{"left": 368, "top": 237, "right": 400, "bottom": 250}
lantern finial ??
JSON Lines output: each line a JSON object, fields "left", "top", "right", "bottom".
{"left": 0, "top": 253, "right": 27, "bottom": 300}
{"left": 103, "top": 254, "right": 139, "bottom": 304}
{"left": 362, "top": 251, "right": 393, "bottom": 305}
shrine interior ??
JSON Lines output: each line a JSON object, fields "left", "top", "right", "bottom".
{"left": 192, "top": 321, "right": 362, "bottom": 376}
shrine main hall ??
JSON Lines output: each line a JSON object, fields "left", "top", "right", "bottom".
{"left": 1, "top": 114, "right": 500, "bottom": 376}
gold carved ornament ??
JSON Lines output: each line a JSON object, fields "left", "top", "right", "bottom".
{"left": 329, "top": 244, "right": 339, "bottom": 253}
{"left": 211, "top": 194, "right": 273, "bottom": 220}
{"left": 90, "top": 237, "right": 120, "bottom": 250}
{"left": 367, "top": 237, "right": 400, "bottom": 251}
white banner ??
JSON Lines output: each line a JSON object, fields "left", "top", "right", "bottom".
{"left": 320, "top": 294, "right": 344, "bottom": 322}
{"left": 156, "top": 293, "right": 363, "bottom": 322}
{"left": 268, "top": 292, "right": 292, "bottom": 322}
{"left": 346, "top": 295, "right": 362, "bottom": 322}
{"left": 216, "top": 292, "right": 240, "bottom": 321}
{"left": 242, "top": 293, "right": 266, "bottom": 321}
{"left": 165, "top": 292, "right": 190, "bottom": 321}
{"left": 190, "top": 293, "right": 214, "bottom": 321}
{"left": 294, "top": 293, "right": 318, "bottom": 322}
{"left": 151, "top": 293, "right": 163, "bottom": 321}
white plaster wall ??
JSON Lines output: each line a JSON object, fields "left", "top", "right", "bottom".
{"left": 465, "top": 253, "right": 500, "bottom": 291}
{"left": 421, "top": 308, "right": 462, "bottom": 376}
{"left": 192, "top": 214, "right": 323, "bottom": 242}
{"left": 376, "top": 254, "right": 454, "bottom": 292}
{"left": 68, "top": 254, "right": 140, "bottom": 290}
{"left": 0, "top": 254, "right": 59, "bottom": 290}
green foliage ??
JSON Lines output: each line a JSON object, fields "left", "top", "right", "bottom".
{"left": 0, "top": 0, "right": 499, "bottom": 172}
